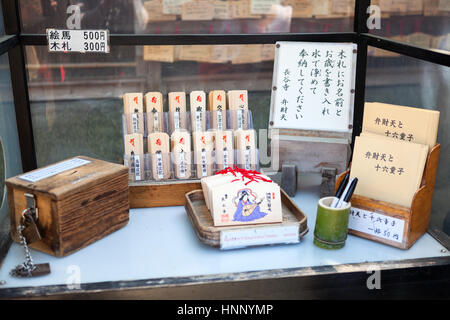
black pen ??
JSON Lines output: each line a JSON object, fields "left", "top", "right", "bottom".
{"left": 338, "top": 178, "right": 358, "bottom": 208}
{"left": 331, "top": 173, "right": 349, "bottom": 208}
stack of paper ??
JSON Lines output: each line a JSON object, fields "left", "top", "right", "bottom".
{"left": 350, "top": 103, "right": 440, "bottom": 207}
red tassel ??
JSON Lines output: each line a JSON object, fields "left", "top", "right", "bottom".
{"left": 215, "top": 166, "right": 272, "bottom": 186}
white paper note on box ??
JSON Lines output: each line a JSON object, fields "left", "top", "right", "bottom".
{"left": 348, "top": 207, "right": 405, "bottom": 244}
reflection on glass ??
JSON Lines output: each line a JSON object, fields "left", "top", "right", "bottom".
{"left": 365, "top": 46, "right": 450, "bottom": 235}
{"left": 0, "top": 53, "right": 23, "bottom": 217}
{"left": 0, "top": 139, "right": 4, "bottom": 208}
{"left": 26, "top": 45, "right": 273, "bottom": 167}
{"left": 19, "top": 0, "right": 355, "bottom": 34}
{"left": 0, "top": 4, "right": 4, "bottom": 36}
{"left": 369, "top": 0, "right": 450, "bottom": 51}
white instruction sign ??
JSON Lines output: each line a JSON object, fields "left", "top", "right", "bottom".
{"left": 47, "top": 29, "right": 109, "bottom": 53}
{"left": 220, "top": 225, "right": 299, "bottom": 250}
{"left": 19, "top": 158, "right": 91, "bottom": 183}
{"left": 348, "top": 207, "right": 405, "bottom": 243}
{"left": 270, "top": 41, "right": 357, "bottom": 132}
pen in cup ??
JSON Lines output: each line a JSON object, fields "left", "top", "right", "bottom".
{"left": 336, "top": 177, "right": 358, "bottom": 208}
{"left": 331, "top": 173, "right": 349, "bottom": 208}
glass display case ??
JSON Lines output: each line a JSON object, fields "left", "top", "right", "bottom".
{"left": 0, "top": 0, "right": 449, "bottom": 299}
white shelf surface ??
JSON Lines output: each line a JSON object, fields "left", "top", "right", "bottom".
{"left": 0, "top": 174, "right": 448, "bottom": 289}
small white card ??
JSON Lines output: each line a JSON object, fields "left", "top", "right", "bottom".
{"left": 19, "top": 158, "right": 91, "bottom": 183}
{"left": 47, "top": 29, "right": 109, "bottom": 53}
{"left": 348, "top": 207, "right": 405, "bottom": 243}
{"left": 220, "top": 225, "right": 299, "bottom": 250}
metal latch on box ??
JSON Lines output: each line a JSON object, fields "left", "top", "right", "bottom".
{"left": 25, "top": 193, "right": 38, "bottom": 221}
{"left": 9, "top": 193, "right": 51, "bottom": 278}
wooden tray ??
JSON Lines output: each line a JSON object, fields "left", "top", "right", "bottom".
{"left": 185, "top": 189, "right": 308, "bottom": 249}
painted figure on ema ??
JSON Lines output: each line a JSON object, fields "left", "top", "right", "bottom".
{"left": 233, "top": 189, "right": 268, "bottom": 222}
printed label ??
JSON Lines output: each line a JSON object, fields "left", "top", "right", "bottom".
{"left": 153, "top": 112, "right": 159, "bottom": 131}
{"left": 244, "top": 148, "right": 251, "bottom": 170}
{"left": 132, "top": 113, "right": 139, "bottom": 133}
{"left": 133, "top": 154, "right": 142, "bottom": 181}
{"left": 349, "top": 207, "right": 405, "bottom": 243}
{"left": 217, "top": 110, "right": 223, "bottom": 130}
{"left": 179, "top": 152, "right": 186, "bottom": 178}
{"left": 201, "top": 149, "right": 207, "bottom": 176}
{"left": 174, "top": 111, "right": 180, "bottom": 131}
{"left": 223, "top": 149, "right": 229, "bottom": 169}
{"left": 156, "top": 153, "right": 164, "bottom": 179}
{"left": 237, "top": 109, "right": 244, "bottom": 129}
{"left": 19, "top": 158, "right": 91, "bottom": 182}
{"left": 195, "top": 111, "right": 202, "bottom": 131}
{"left": 220, "top": 225, "right": 299, "bottom": 250}
{"left": 47, "top": 29, "right": 109, "bottom": 53}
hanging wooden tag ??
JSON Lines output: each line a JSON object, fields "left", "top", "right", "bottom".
{"left": 124, "top": 133, "right": 144, "bottom": 181}
{"left": 148, "top": 132, "right": 171, "bottom": 180}
{"left": 215, "top": 130, "right": 234, "bottom": 170}
{"left": 228, "top": 90, "right": 249, "bottom": 130}
{"left": 209, "top": 90, "right": 227, "bottom": 131}
{"left": 145, "top": 92, "right": 164, "bottom": 133}
{"left": 190, "top": 90, "right": 206, "bottom": 132}
{"left": 235, "top": 129, "right": 257, "bottom": 170}
{"left": 171, "top": 131, "right": 192, "bottom": 179}
{"left": 123, "top": 93, "right": 144, "bottom": 134}
{"left": 193, "top": 131, "right": 215, "bottom": 178}
{"left": 168, "top": 92, "right": 188, "bottom": 132}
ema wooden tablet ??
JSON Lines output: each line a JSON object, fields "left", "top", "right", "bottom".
{"left": 190, "top": 91, "right": 207, "bottom": 132}
{"left": 148, "top": 132, "right": 171, "bottom": 180}
{"left": 208, "top": 172, "right": 282, "bottom": 227}
{"left": 145, "top": 92, "right": 164, "bottom": 133}
{"left": 123, "top": 93, "right": 144, "bottom": 134}
{"left": 171, "top": 131, "right": 192, "bottom": 179}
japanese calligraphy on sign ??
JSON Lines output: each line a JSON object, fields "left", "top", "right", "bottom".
{"left": 47, "top": 29, "right": 109, "bottom": 53}
{"left": 348, "top": 207, "right": 405, "bottom": 243}
{"left": 363, "top": 150, "right": 405, "bottom": 176}
{"left": 270, "top": 42, "right": 356, "bottom": 132}
{"left": 372, "top": 116, "right": 415, "bottom": 142}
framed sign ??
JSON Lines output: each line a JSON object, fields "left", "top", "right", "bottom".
{"left": 270, "top": 41, "right": 357, "bottom": 132}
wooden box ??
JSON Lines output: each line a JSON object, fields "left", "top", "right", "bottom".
{"left": 270, "top": 129, "right": 351, "bottom": 174}
{"left": 335, "top": 144, "right": 440, "bottom": 250}
{"left": 6, "top": 156, "right": 130, "bottom": 257}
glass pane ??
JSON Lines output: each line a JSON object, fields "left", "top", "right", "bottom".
{"left": 26, "top": 44, "right": 274, "bottom": 166}
{"left": 0, "top": 140, "right": 4, "bottom": 209}
{"left": 0, "top": 4, "right": 5, "bottom": 36}
{"left": 19, "top": 0, "right": 355, "bottom": 34}
{"left": 369, "top": 0, "right": 450, "bottom": 52}
{"left": 365, "top": 46, "right": 450, "bottom": 236}
{"left": 0, "top": 53, "right": 23, "bottom": 219}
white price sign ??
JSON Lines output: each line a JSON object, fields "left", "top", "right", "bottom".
{"left": 220, "top": 225, "right": 299, "bottom": 250}
{"left": 46, "top": 29, "right": 109, "bottom": 53}
{"left": 348, "top": 207, "right": 405, "bottom": 243}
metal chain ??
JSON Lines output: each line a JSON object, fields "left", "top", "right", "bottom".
{"left": 10, "top": 225, "right": 36, "bottom": 278}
